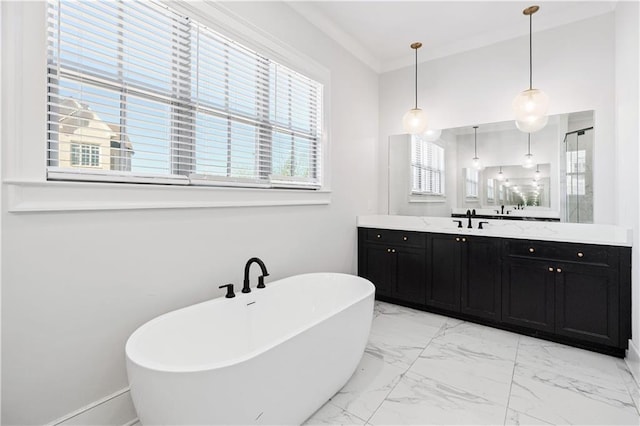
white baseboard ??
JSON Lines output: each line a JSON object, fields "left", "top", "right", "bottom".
{"left": 626, "top": 339, "right": 640, "bottom": 388}
{"left": 46, "top": 387, "right": 138, "bottom": 426}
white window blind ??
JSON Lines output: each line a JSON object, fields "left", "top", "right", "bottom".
{"left": 46, "top": 0, "right": 323, "bottom": 189}
{"left": 487, "top": 178, "right": 495, "bottom": 201}
{"left": 465, "top": 168, "right": 479, "bottom": 198}
{"left": 411, "top": 135, "right": 445, "bottom": 195}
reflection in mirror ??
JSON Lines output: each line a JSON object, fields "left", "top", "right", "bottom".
{"left": 389, "top": 111, "right": 594, "bottom": 223}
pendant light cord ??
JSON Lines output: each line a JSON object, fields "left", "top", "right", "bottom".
{"left": 527, "top": 134, "right": 531, "bottom": 155}
{"left": 414, "top": 47, "right": 418, "bottom": 109}
{"left": 529, "top": 12, "right": 533, "bottom": 90}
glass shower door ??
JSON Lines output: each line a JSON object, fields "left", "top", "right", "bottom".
{"left": 564, "top": 127, "right": 593, "bottom": 223}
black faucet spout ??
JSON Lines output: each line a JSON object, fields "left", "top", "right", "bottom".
{"left": 243, "top": 257, "right": 269, "bottom": 293}
{"left": 466, "top": 209, "right": 473, "bottom": 229}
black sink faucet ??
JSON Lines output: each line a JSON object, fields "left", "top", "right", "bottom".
{"left": 466, "top": 209, "right": 473, "bottom": 229}
{"left": 242, "top": 257, "right": 269, "bottom": 293}
{"left": 501, "top": 205, "right": 505, "bottom": 214}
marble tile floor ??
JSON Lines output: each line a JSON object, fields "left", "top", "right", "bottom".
{"left": 304, "top": 301, "right": 640, "bottom": 426}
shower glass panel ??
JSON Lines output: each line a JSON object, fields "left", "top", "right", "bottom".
{"left": 564, "top": 127, "right": 593, "bottom": 223}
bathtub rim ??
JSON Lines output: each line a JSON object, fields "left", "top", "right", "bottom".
{"left": 125, "top": 272, "right": 374, "bottom": 373}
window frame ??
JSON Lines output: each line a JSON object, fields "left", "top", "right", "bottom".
{"left": 47, "top": 0, "right": 323, "bottom": 189}
{"left": 3, "top": 1, "right": 332, "bottom": 213}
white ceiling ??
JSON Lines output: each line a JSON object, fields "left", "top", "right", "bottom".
{"left": 286, "top": 1, "right": 617, "bottom": 73}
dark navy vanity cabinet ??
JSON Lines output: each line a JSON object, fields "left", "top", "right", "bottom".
{"left": 358, "top": 227, "right": 632, "bottom": 357}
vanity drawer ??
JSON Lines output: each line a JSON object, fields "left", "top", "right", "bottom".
{"left": 506, "top": 240, "right": 557, "bottom": 259}
{"left": 506, "top": 240, "right": 611, "bottom": 265}
{"left": 365, "top": 229, "right": 426, "bottom": 248}
{"left": 554, "top": 244, "right": 611, "bottom": 265}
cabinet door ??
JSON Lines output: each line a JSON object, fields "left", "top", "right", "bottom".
{"left": 461, "top": 237, "right": 501, "bottom": 321}
{"left": 555, "top": 262, "right": 619, "bottom": 346}
{"left": 361, "top": 244, "right": 394, "bottom": 298}
{"left": 502, "top": 257, "right": 554, "bottom": 332}
{"left": 426, "top": 234, "right": 461, "bottom": 312}
{"left": 394, "top": 247, "right": 426, "bottom": 305}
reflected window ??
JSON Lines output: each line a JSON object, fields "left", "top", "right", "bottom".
{"left": 465, "top": 168, "right": 479, "bottom": 198}
{"left": 487, "top": 178, "right": 495, "bottom": 201}
{"left": 411, "top": 135, "right": 445, "bottom": 195}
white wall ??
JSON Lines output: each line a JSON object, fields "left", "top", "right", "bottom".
{"left": 379, "top": 13, "right": 616, "bottom": 224}
{"left": 0, "top": 2, "right": 379, "bottom": 424}
{"left": 614, "top": 1, "right": 640, "bottom": 382}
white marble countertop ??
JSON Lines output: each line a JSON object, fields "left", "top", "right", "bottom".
{"left": 357, "top": 215, "right": 632, "bottom": 247}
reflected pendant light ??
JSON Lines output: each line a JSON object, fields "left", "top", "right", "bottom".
{"left": 472, "top": 126, "right": 481, "bottom": 169}
{"left": 523, "top": 134, "right": 535, "bottom": 168}
{"left": 534, "top": 164, "right": 541, "bottom": 181}
{"left": 522, "top": 133, "right": 535, "bottom": 169}
{"left": 513, "top": 5, "right": 549, "bottom": 133}
{"left": 402, "top": 42, "right": 428, "bottom": 134}
{"left": 497, "top": 166, "right": 505, "bottom": 181}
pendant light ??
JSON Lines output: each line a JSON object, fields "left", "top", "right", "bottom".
{"left": 523, "top": 134, "right": 535, "bottom": 168}
{"left": 513, "top": 5, "right": 549, "bottom": 133}
{"left": 402, "top": 42, "right": 428, "bottom": 134}
{"left": 472, "top": 126, "right": 481, "bottom": 169}
{"left": 534, "top": 164, "right": 541, "bottom": 181}
{"left": 497, "top": 166, "right": 505, "bottom": 181}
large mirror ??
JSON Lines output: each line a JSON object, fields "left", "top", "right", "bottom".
{"left": 389, "top": 111, "right": 594, "bottom": 223}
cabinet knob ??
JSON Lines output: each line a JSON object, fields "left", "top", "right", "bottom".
{"left": 577, "top": 252, "right": 584, "bottom": 258}
{"left": 529, "top": 247, "right": 535, "bottom": 253}
{"left": 557, "top": 268, "right": 562, "bottom": 273}
{"left": 548, "top": 267, "right": 554, "bottom": 272}
{"left": 403, "top": 236, "right": 408, "bottom": 241}
{"left": 377, "top": 234, "right": 381, "bottom": 238}
{"left": 387, "top": 248, "right": 391, "bottom": 253}
{"left": 462, "top": 238, "right": 466, "bottom": 242}
{"left": 391, "top": 249, "right": 396, "bottom": 253}
{"left": 456, "top": 237, "right": 460, "bottom": 242}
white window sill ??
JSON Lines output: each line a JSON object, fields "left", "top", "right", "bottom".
{"left": 5, "top": 180, "right": 331, "bottom": 213}
{"left": 409, "top": 195, "right": 446, "bottom": 204}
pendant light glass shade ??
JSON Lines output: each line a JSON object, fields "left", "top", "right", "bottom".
{"left": 534, "top": 165, "right": 541, "bottom": 181}
{"left": 523, "top": 153, "right": 535, "bottom": 168}
{"left": 403, "top": 42, "right": 428, "bottom": 134}
{"left": 423, "top": 127, "right": 442, "bottom": 142}
{"left": 403, "top": 108, "right": 428, "bottom": 134}
{"left": 513, "top": 6, "right": 549, "bottom": 134}
{"left": 513, "top": 89, "right": 549, "bottom": 132}
{"left": 497, "top": 166, "right": 505, "bottom": 181}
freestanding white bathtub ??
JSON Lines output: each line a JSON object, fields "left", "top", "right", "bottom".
{"left": 125, "top": 272, "right": 375, "bottom": 425}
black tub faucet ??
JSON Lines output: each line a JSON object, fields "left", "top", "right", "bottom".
{"left": 243, "top": 257, "right": 269, "bottom": 293}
